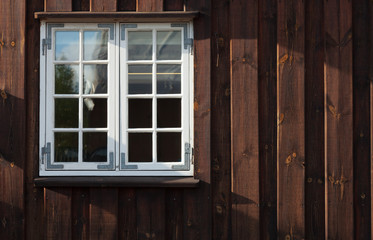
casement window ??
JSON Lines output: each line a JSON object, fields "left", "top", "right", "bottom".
{"left": 39, "top": 22, "right": 193, "bottom": 176}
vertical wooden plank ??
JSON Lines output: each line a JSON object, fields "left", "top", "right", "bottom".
{"left": 73, "top": 0, "right": 90, "bottom": 11}
{"left": 165, "top": 189, "right": 183, "bottom": 240}
{"left": 45, "top": 188, "right": 72, "bottom": 240}
{"left": 117, "top": 0, "right": 136, "bottom": 11}
{"left": 164, "top": 0, "right": 183, "bottom": 11}
{"left": 137, "top": 0, "right": 163, "bottom": 12}
{"left": 90, "top": 0, "right": 117, "bottom": 11}
{"left": 304, "top": 0, "right": 325, "bottom": 239}
{"left": 184, "top": 0, "right": 211, "bottom": 238}
{"left": 136, "top": 189, "right": 165, "bottom": 240}
{"left": 258, "top": 0, "right": 277, "bottom": 239}
{"left": 277, "top": 0, "right": 305, "bottom": 239}
{"left": 230, "top": 0, "right": 259, "bottom": 239}
{"left": 211, "top": 0, "right": 231, "bottom": 239}
{"left": 0, "top": 0, "right": 26, "bottom": 239}
{"left": 324, "top": 0, "right": 353, "bottom": 239}
{"left": 89, "top": 188, "right": 118, "bottom": 240}
{"left": 72, "top": 188, "right": 90, "bottom": 240}
{"left": 118, "top": 189, "right": 137, "bottom": 240}
{"left": 370, "top": 2, "right": 373, "bottom": 239}
{"left": 353, "top": 0, "right": 372, "bottom": 239}
{"left": 45, "top": 0, "right": 72, "bottom": 11}
{"left": 25, "top": 0, "right": 45, "bottom": 239}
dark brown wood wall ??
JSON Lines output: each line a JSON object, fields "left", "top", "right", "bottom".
{"left": 0, "top": 0, "right": 372, "bottom": 239}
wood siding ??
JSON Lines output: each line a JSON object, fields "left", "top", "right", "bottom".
{"left": 0, "top": 0, "right": 372, "bottom": 239}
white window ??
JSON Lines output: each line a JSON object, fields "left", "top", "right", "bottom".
{"left": 39, "top": 22, "right": 194, "bottom": 176}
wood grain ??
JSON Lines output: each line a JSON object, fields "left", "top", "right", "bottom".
{"left": 277, "top": 0, "right": 305, "bottom": 239}
{"left": 45, "top": 0, "right": 72, "bottom": 11}
{"left": 117, "top": 0, "right": 136, "bottom": 11}
{"left": 305, "top": 0, "right": 325, "bottom": 238}
{"left": 72, "top": 188, "right": 90, "bottom": 240}
{"left": 90, "top": 0, "right": 117, "bottom": 12}
{"left": 137, "top": 0, "right": 163, "bottom": 12}
{"left": 164, "top": 0, "right": 183, "bottom": 11}
{"left": 72, "top": 0, "right": 90, "bottom": 11}
{"left": 230, "top": 0, "right": 259, "bottom": 239}
{"left": 324, "top": 0, "right": 354, "bottom": 239}
{"left": 165, "top": 189, "right": 183, "bottom": 240}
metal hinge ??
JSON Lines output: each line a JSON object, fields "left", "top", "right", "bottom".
{"left": 41, "top": 143, "right": 51, "bottom": 164}
{"left": 171, "top": 23, "right": 193, "bottom": 50}
{"left": 42, "top": 38, "right": 51, "bottom": 56}
{"left": 172, "top": 142, "right": 192, "bottom": 170}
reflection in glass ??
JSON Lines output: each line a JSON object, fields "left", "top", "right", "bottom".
{"left": 55, "top": 65, "right": 79, "bottom": 94}
{"left": 157, "top": 132, "right": 181, "bottom": 162}
{"left": 55, "top": 132, "right": 78, "bottom": 162}
{"left": 84, "top": 31, "right": 108, "bottom": 60}
{"left": 55, "top": 98, "right": 79, "bottom": 128}
{"left": 128, "top": 99, "right": 152, "bottom": 128}
{"left": 129, "top": 133, "right": 152, "bottom": 162}
{"left": 55, "top": 31, "right": 79, "bottom": 61}
{"left": 83, "top": 132, "right": 107, "bottom": 162}
{"left": 157, "top": 31, "right": 181, "bottom": 60}
{"left": 128, "top": 31, "right": 152, "bottom": 60}
{"left": 83, "top": 98, "right": 107, "bottom": 128}
{"left": 157, "top": 99, "right": 181, "bottom": 128}
{"left": 128, "top": 65, "right": 152, "bottom": 94}
{"left": 83, "top": 64, "right": 108, "bottom": 94}
{"left": 157, "top": 64, "right": 181, "bottom": 94}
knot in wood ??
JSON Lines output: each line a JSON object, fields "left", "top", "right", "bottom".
{"left": 10, "top": 41, "right": 15, "bottom": 47}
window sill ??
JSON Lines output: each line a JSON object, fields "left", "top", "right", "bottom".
{"left": 34, "top": 176, "right": 199, "bottom": 188}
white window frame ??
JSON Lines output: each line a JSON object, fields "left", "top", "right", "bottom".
{"left": 39, "top": 21, "right": 194, "bottom": 176}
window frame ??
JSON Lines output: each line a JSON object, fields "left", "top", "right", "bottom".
{"left": 39, "top": 21, "right": 194, "bottom": 177}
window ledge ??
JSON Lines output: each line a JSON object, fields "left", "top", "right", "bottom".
{"left": 34, "top": 11, "right": 200, "bottom": 22}
{"left": 34, "top": 176, "right": 199, "bottom": 188}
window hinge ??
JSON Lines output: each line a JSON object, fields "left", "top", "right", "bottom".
{"left": 171, "top": 23, "right": 193, "bottom": 50}
{"left": 120, "top": 152, "right": 138, "bottom": 170}
{"left": 42, "top": 38, "right": 51, "bottom": 56}
{"left": 41, "top": 142, "right": 51, "bottom": 164}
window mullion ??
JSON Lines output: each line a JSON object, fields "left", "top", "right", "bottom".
{"left": 78, "top": 30, "right": 83, "bottom": 164}
{"left": 152, "top": 29, "right": 157, "bottom": 165}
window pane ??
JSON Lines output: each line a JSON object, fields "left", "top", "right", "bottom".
{"left": 157, "top": 31, "right": 181, "bottom": 60}
{"left": 55, "top": 64, "right": 79, "bottom": 94}
{"left": 55, "top": 98, "right": 79, "bottom": 128}
{"left": 128, "top": 99, "right": 152, "bottom": 128}
{"left": 83, "top": 132, "right": 107, "bottom": 162}
{"left": 128, "top": 31, "right": 152, "bottom": 60}
{"left": 128, "top": 65, "right": 152, "bottom": 94}
{"left": 55, "top": 132, "right": 78, "bottom": 162}
{"left": 128, "top": 133, "right": 152, "bottom": 162}
{"left": 83, "top": 98, "right": 107, "bottom": 128}
{"left": 55, "top": 31, "right": 79, "bottom": 61}
{"left": 157, "top": 99, "right": 181, "bottom": 128}
{"left": 83, "top": 64, "right": 107, "bottom": 94}
{"left": 157, "top": 132, "right": 181, "bottom": 162}
{"left": 157, "top": 64, "right": 181, "bottom": 94}
{"left": 83, "top": 31, "right": 108, "bottom": 60}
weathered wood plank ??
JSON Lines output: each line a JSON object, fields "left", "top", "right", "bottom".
{"left": 72, "top": 188, "right": 90, "bottom": 240}
{"left": 45, "top": 188, "right": 72, "bottom": 240}
{"left": 118, "top": 189, "right": 137, "bottom": 240}
{"left": 118, "top": 0, "right": 136, "bottom": 11}
{"left": 258, "top": 0, "right": 277, "bottom": 239}
{"left": 164, "top": 0, "right": 183, "bottom": 11}
{"left": 277, "top": 0, "right": 305, "bottom": 239}
{"left": 137, "top": 0, "right": 163, "bottom": 12}
{"left": 353, "top": 0, "right": 372, "bottom": 239}
{"left": 230, "top": 0, "right": 259, "bottom": 239}
{"left": 89, "top": 188, "right": 118, "bottom": 240}
{"left": 45, "top": 0, "right": 72, "bottom": 11}
{"left": 304, "top": 0, "right": 325, "bottom": 238}
{"left": 324, "top": 0, "right": 354, "bottom": 239}
{"left": 211, "top": 0, "right": 231, "bottom": 239}
{"left": 25, "top": 0, "right": 44, "bottom": 239}
{"left": 136, "top": 189, "right": 165, "bottom": 240}
{"left": 90, "top": 0, "right": 117, "bottom": 12}
{"left": 165, "top": 189, "right": 183, "bottom": 240}
{"left": 0, "top": 0, "right": 26, "bottom": 239}
{"left": 72, "top": 0, "right": 90, "bottom": 11}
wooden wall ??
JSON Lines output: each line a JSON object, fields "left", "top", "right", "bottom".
{"left": 0, "top": 0, "right": 372, "bottom": 239}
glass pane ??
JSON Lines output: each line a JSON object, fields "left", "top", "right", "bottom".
{"left": 83, "top": 31, "right": 108, "bottom": 60}
{"left": 128, "top": 133, "right": 152, "bottom": 162}
{"left": 157, "top": 31, "right": 181, "bottom": 60}
{"left": 128, "top": 65, "right": 152, "bottom": 94}
{"left": 83, "top": 132, "right": 107, "bottom": 162}
{"left": 55, "top": 65, "right": 79, "bottom": 94}
{"left": 83, "top": 98, "right": 107, "bottom": 128}
{"left": 83, "top": 64, "right": 108, "bottom": 94}
{"left": 157, "top": 99, "right": 181, "bottom": 128}
{"left": 55, "top": 31, "right": 79, "bottom": 61}
{"left": 157, "top": 64, "right": 181, "bottom": 94}
{"left": 55, "top": 132, "right": 78, "bottom": 162}
{"left": 157, "top": 132, "right": 181, "bottom": 162}
{"left": 55, "top": 98, "right": 79, "bottom": 128}
{"left": 128, "top": 99, "right": 152, "bottom": 128}
{"left": 128, "top": 31, "right": 152, "bottom": 60}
